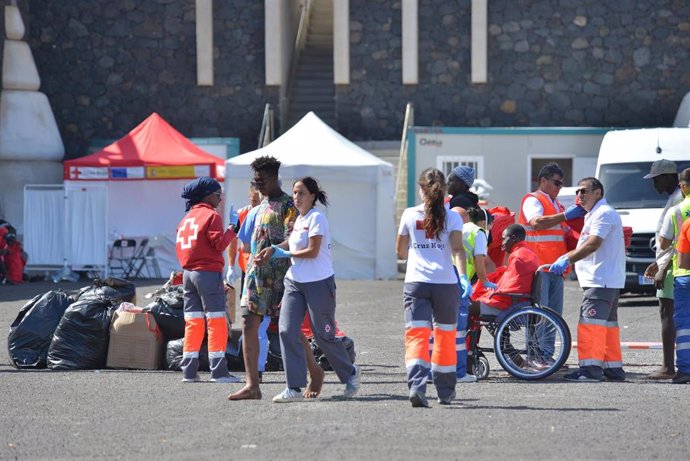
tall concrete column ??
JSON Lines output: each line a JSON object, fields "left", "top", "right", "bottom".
{"left": 334, "top": 0, "right": 350, "bottom": 84}
{"left": 471, "top": 0, "right": 488, "bottom": 83}
{"left": 402, "top": 0, "right": 418, "bottom": 84}
{"left": 0, "top": 4, "right": 64, "bottom": 234}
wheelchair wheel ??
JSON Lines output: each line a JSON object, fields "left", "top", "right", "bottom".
{"left": 494, "top": 307, "right": 571, "bottom": 380}
{"left": 473, "top": 355, "right": 490, "bottom": 380}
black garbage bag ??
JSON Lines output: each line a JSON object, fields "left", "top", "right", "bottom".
{"left": 166, "top": 338, "right": 245, "bottom": 372}
{"left": 165, "top": 338, "right": 210, "bottom": 372}
{"left": 8, "top": 290, "right": 73, "bottom": 369}
{"left": 77, "top": 277, "right": 136, "bottom": 304}
{"left": 147, "top": 286, "right": 185, "bottom": 341}
{"left": 47, "top": 296, "right": 115, "bottom": 370}
{"left": 310, "top": 336, "right": 356, "bottom": 371}
{"left": 264, "top": 330, "right": 283, "bottom": 371}
{"left": 226, "top": 338, "right": 244, "bottom": 371}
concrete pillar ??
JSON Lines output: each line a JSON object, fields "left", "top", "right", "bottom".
{"left": 265, "top": 0, "right": 284, "bottom": 86}
{"left": 471, "top": 0, "right": 488, "bottom": 83}
{"left": 195, "top": 0, "right": 214, "bottom": 86}
{"left": 402, "top": 0, "right": 418, "bottom": 84}
{"left": 334, "top": 0, "right": 350, "bottom": 84}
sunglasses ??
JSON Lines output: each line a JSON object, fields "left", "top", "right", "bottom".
{"left": 575, "top": 188, "right": 592, "bottom": 195}
{"left": 551, "top": 179, "right": 564, "bottom": 187}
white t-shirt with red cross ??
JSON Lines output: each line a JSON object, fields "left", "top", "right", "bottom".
{"left": 398, "top": 204, "right": 463, "bottom": 284}
{"left": 286, "top": 208, "right": 334, "bottom": 283}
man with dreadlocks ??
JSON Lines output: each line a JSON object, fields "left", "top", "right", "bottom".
{"left": 175, "top": 176, "right": 240, "bottom": 384}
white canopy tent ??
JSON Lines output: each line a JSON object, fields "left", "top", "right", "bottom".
{"left": 225, "top": 112, "right": 396, "bottom": 280}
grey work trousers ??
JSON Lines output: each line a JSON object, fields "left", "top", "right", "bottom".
{"left": 278, "top": 275, "right": 354, "bottom": 388}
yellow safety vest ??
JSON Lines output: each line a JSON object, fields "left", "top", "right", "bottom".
{"left": 459, "top": 222, "right": 485, "bottom": 281}
{"left": 672, "top": 197, "right": 690, "bottom": 277}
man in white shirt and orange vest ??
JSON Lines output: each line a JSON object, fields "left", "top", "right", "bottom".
{"left": 518, "top": 162, "right": 586, "bottom": 365}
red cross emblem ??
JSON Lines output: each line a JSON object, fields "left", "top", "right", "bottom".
{"left": 176, "top": 218, "right": 199, "bottom": 250}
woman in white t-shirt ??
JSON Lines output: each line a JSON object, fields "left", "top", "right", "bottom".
{"left": 259, "top": 177, "right": 360, "bottom": 403}
{"left": 396, "top": 168, "right": 472, "bottom": 408}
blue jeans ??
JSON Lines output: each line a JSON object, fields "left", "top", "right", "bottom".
{"left": 673, "top": 276, "right": 690, "bottom": 374}
{"left": 537, "top": 271, "right": 564, "bottom": 357}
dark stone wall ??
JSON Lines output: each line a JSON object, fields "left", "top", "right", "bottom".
{"left": 12, "top": 0, "right": 690, "bottom": 157}
{"left": 338, "top": 0, "right": 690, "bottom": 140}
{"left": 26, "top": 0, "right": 276, "bottom": 158}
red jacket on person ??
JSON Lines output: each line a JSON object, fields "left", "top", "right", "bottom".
{"left": 476, "top": 241, "right": 539, "bottom": 309}
{"left": 175, "top": 203, "right": 235, "bottom": 272}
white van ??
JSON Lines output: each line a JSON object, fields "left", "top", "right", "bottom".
{"left": 595, "top": 128, "right": 690, "bottom": 293}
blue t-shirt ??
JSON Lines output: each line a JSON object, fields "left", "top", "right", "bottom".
{"left": 238, "top": 205, "right": 260, "bottom": 253}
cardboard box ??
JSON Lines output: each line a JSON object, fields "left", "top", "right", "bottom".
{"left": 106, "top": 311, "right": 163, "bottom": 369}
{"left": 225, "top": 285, "right": 236, "bottom": 327}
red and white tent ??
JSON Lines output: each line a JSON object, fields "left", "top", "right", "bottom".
{"left": 64, "top": 112, "right": 224, "bottom": 180}
{"left": 26, "top": 113, "right": 225, "bottom": 276}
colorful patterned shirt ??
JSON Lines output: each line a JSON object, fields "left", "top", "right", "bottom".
{"left": 241, "top": 192, "right": 297, "bottom": 317}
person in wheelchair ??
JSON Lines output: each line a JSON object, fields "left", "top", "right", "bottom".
{"left": 470, "top": 224, "right": 539, "bottom": 318}
{"left": 468, "top": 224, "right": 542, "bottom": 373}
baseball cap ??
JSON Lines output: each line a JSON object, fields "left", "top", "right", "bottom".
{"left": 643, "top": 159, "right": 677, "bottom": 179}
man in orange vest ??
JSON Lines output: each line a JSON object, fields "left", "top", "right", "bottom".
{"left": 518, "top": 162, "right": 586, "bottom": 364}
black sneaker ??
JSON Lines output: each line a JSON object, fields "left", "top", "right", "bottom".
{"left": 438, "top": 390, "right": 456, "bottom": 405}
{"left": 603, "top": 369, "right": 626, "bottom": 382}
{"left": 409, "top": 390, "right": 430, "bottom": 408}
{"left": 672, "top": 371, "right": 690, "bottom": 384}
{"left": 564, "top": 370, "right": 604, "bottom": 382}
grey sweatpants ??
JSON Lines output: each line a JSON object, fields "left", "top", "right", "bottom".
{"left": 279, "top": 275, "right": 354, "bottom": 388}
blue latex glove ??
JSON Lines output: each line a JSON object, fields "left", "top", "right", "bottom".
{"left": 483, "top": 280, "right": 498, "bottom": 290}
{"left": 270, "top": 244, "right": 292, "bottom": 259}
{"left": 228, "top": 203, "right": 239, "bottom": 228}
{"left": 459, "top": 274, "right": 472, "bottom": 299}
{"left": 549, "top": 254, "right": 570, "bottom": 275}
{"left": 564, "top": 204, "right": 587, "bottom": 221}
{"left": 225, "top": 265, "right": 238, "bottom": 285}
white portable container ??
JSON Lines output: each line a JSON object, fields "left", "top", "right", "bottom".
{"left": 595, "top": 128, "right": 690, "bottom": 293}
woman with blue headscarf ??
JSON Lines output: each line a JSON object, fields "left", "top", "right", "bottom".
{"left": 175, "top": 176, "right": 240, "bottom": 383}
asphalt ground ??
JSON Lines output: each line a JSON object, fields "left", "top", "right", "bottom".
{"left": 0, "top": 278, "right": 688, "bottom": 460}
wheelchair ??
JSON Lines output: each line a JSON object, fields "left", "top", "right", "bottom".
{"left": 467, "top": 265, "right": 572, "bottom": 381}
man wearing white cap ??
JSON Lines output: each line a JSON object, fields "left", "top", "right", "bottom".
{"left": 642, "top": 159, "right": 682, "bottom": 380}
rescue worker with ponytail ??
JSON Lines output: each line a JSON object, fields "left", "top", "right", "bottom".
{"left": 175, "top": 177, "right": 240, "bottom": 383}
{"left": 428, "top": 207, "right": 494, "bottom": 383}
{"left": 258, "top": 176, "right": 361, "bottom": 402}
{"left": 550, "top": 177, "right": 626, "bottom": 382}
{"left": 397, "top": 168, "right": 471, "bottom": 407}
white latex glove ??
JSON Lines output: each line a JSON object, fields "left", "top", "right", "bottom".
{"left": 225, "top": 265, "right": 238, "bottom": 285}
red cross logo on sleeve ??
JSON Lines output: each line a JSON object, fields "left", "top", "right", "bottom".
{"left": 176, "top": 218, "right": 199, "bottom": 250}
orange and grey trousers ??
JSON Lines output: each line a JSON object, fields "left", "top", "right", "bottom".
{"left": 577, "top": 287, "right": 625, "bottom": 380}
{"left": 404, "top": 282, "right": 459, "bottom": 401}
{"left": 181, "top": 270, "right": 230, "bottom": 380}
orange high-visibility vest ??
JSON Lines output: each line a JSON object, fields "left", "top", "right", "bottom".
{"left": 517, "top": 192, "right": 567, "bottom": 265}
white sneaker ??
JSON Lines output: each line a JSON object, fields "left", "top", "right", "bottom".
{"left": 343, "top": 364, "right": 361, "bottom": 398}
{"left": 211, "top": 374, "right": 241, "bottom": 384}
{"left": 182, "top": 375, "right": 201, "bottom": 383}
{"left": 272, "top": 387, "right": 304, "bottom": 403}
{"left": 457, "top": 373, "right": 477, "bottom": 383}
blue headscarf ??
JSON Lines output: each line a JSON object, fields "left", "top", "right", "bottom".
{"left": 181, "top": 176, "right": 221, "bottom": 211}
